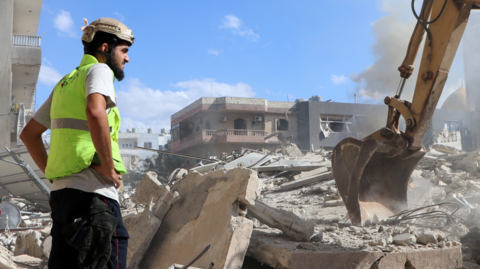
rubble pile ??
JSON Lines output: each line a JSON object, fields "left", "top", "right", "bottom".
{"left": 111, "top": 142, "right": 480, "bottom": 268}
{"left": 5, "top": 142, "right": 480, "bottom": 268}
{"left": 183, "top": 143, "right": 480, "bottom": 268}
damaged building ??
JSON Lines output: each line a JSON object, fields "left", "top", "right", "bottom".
{"left": 170, "top": 91, "right": 471, "bottom": 161}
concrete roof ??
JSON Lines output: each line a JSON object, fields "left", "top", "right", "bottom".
{"left": 171, "top": 97, "right": 297, "bottom": 120}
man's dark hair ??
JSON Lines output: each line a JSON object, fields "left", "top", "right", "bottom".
{"left": 83, "top": 31, "right": 127, "bottom": 81}
{"left": 83, "top": 31, "right": 118, "bottom": 55}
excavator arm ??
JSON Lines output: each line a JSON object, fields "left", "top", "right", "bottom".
{"left": 332, "top": 0, "right": 478, "bottom": 226}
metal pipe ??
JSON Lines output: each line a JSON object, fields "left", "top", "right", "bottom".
{"left": 395, "top": 78, "right": 407, "bottom": 98}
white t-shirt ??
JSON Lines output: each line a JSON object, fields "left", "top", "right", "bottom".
{"left": 33, "top": 63, "right": 119, "bottom": 202}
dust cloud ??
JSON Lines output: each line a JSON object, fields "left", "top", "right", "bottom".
{"left": 353, "top": 0, "right": 465, "bottom": 105}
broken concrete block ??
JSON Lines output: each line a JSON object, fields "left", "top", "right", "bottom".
{"left": 432, "top": 144, "right": 462, "bottom": 154}
{"left": 140, "top": 168, "right": 261, "bottom": 269}
{"left": 393, "top": 234, "right": 416, "bottom": 245}
{"left": 132, "top": 171, "right": 168, "bottom": 206}
{"left": 175, "top": 168, "right": 188, "bottom": 180}
{"left": 40, "top": 227, "right": 51, "bottom": 238}
{"left": 248, "top": 200, "right": 315, "bottom": 242}
{"left": 415, "top": 230, "right": 438, "bottom": 245}
{"left": 126, "top": 202, "right": 162, "bottom": 269}
{"left": 467, "top": 180, "right": 480, "bottom": 192}
{"left": 123, "top": 212, "right": 141, "bottom": 232}
{"left": 126, "top": 173, "right": 178, "bottom": 269}
{"left": 41, "top": 236, "right": 52, "bottom": 259}
{"left": 224, "top": 217, "right": 254, "bottom": 269}
{"left": 280, "top": 172, "right": 333, "bottom": 191}
{"left": 0, "top": 245, "right": 15, "bottom": 269}
{"left": 323, "top": 199, "right": 344, "bottom": 207}
{"left": 14, "top": 230, "right": 42, "bottom": 258}
{"left": 283, "top": 143, "right": 303, "bottom": 157}
{"left": 13, "top": 254, "right": 42, "bottom": 268}
{"left": 294, "top": 167, "right": 329, "bottom": 181}
{"left": 310, "top": 232, "right": 323, "bottom": 242}
{"left": 247, "top": 230, "right": 462, "bottom": 269}
{"left": 153, "top": 191, "right": 179, "bottom": 220}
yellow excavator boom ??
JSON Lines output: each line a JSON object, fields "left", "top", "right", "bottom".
{"left": 332, "top": 0, "right": 479, "bottom": 226}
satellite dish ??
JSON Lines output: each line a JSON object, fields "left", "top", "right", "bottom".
{"left": 0, "top": 202, "right": 21, "bottom": 229}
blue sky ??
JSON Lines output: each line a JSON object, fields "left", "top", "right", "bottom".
{"left": 35, "top": 0, "right": 468, "bottom": 132}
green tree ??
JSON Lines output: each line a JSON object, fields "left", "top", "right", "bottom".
{"left": 122, "top": 170, "right": 143, "bottom": 188}
{"left": 141, "top": 151, "right": 184, "bottom": 184}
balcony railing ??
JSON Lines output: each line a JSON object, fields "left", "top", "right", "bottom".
{"left": 171, "top": 129, "right": 275, "bottom": 152}
{"left": 12, "top": 35, "right": 41, "bottom": 47}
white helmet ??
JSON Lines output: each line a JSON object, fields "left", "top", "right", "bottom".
{"left": 81, "top": 18, "right": 134, "bottom": 46}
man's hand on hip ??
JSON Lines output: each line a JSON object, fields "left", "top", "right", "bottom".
{"left": 91, "top": 164, "right": 121, "bottom": 189}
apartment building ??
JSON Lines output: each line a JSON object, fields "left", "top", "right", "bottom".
{"left": 0, "top": 0, "right": 43, "bottom": 149}
{"left": 170, "top": 97, "right": 298, "bottom": 163}
{"left": 118, "top": 128, "right": 171, "bottom": 170}
{"left": 171, "top": 90, "right": 471, "bottom": 163}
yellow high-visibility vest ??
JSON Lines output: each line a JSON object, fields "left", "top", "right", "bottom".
{"left": 45, "top": 54, "right": 126, "bottom": 179}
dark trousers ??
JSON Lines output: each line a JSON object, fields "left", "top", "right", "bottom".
{"left": 48, "top": 188, "right": 129, "bottom": 269}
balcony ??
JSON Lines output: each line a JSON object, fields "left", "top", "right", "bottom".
{"left": 171, "top": 129, "right": 278, "bottom": 153}
{"left": 12, "top": 35, "right": 41, "bottom": 47}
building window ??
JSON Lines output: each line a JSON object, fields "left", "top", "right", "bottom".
{"left": 144, "top": 142, "right": 152, "bottom": 149}
{"left": 277, "top": 119, "right": 289, "bottom": 131}
{"left": 444, "top": 121, "right": 459, "bottom": 132}
{"left": 179, "top": 122, "right": 194, "bottom": 139}
{"left": 171, "top": 123, "right": 180, "bottom": 141}
{"left": 320, "top": 114, "right": 352, "bottom": 133}
{"left": 206, "top": 121, "right": 211, "bottom": 129}
{"left": 234, "top": 118, "right": 247, "bottom": 130}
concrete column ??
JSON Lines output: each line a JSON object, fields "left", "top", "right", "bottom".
{"left": 0, "top": 0, "right": 14, "bottom": 148}
{"left": 463, "top": 12, "right": 480, "bottom": 150}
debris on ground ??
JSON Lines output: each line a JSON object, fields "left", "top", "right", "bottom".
{"left": 7, "top": 141, "right": 480, "bottom": 268}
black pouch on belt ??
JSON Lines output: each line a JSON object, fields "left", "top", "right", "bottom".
{"left": 61, "top": 195, "right": 119, "bottom": 269}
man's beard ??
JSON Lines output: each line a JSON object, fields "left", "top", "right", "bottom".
{"left": 106, "top": 50, "right": 125, "bottom": 81}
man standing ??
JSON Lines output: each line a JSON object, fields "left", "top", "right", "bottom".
{"left": 20, "top": 18, "right": 134, "bottom": 269}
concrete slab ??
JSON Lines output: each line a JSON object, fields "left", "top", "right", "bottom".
{"left": 14, "top": 230, "right": 42, "bottom": 258}
{"left": 223, "top": 153, "right": 278, "bottom": 169}
{"left": 0, "top": 245, "right": 14, "bottom": 269}
{"left": 247, "top": 230, "right": 462, "bottom": 269}
{"left": 126, "top": 202, "right": 161, "bottom": 269}
{"left": 140, "top": 168, "right": 262, "bottom": 269}
{"left": 294, "top": 167, "right": 329, "bottom": 180}
{"left": 127, "top": 172, "right": 178, "bottom": 269}
{"left": 13, "top": 254, "right": 42, "bottom": 268}
{"left": 248, "top": 200, "right": 314, "bottom": 242}
{"left": 280, "top": 172, "right": 334, "bottom": 191}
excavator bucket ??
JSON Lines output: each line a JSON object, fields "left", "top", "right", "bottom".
{"left": 332, "top": 132, "right": 425, "bottom": 226}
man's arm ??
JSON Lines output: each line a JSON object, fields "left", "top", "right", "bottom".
{"left": 86, "top": 93, "right": 121, "bottom": 188}
{"left": 20, "top": 120, "right": 48, "bottom": 174}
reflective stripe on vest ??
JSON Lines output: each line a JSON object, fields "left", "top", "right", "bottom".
{"left": 51, "top": 118, "right": 89, "bottom": 131}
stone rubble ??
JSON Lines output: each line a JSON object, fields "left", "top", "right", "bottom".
{"left": 6, "top": 142, "right": 480, "bottom": 268}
